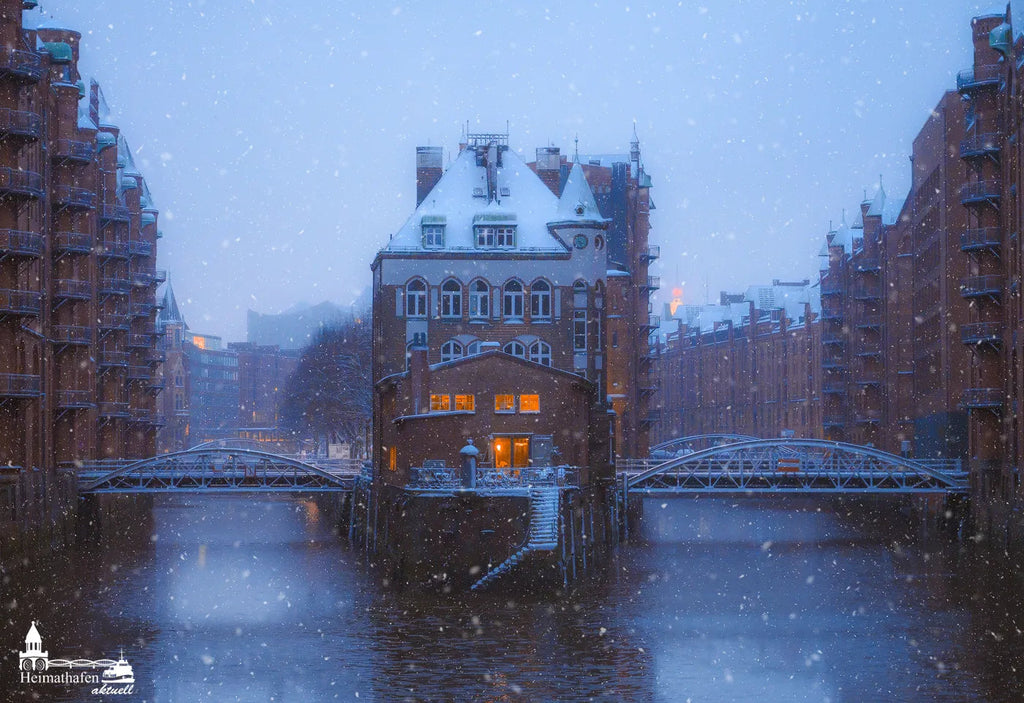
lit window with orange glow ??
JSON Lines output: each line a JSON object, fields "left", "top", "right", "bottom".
{"left": 388, "top": 447, "right": 396, "bottom": 472}
{"left": 455, "top": 394, "right": 475, "bottom": 411}
{"left": 494, "top": 394, "right": 515, "bottom": 413}
{"left": 192, "top": 335, "right": 207, "bottom": 350}
{"left": 430, "top": 394, "right": 451, "bottom": 412}
{"left": 519, "top": 394, "right": 540, "bottom": 413}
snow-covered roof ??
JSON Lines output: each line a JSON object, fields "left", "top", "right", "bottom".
{"left": 382, "top": 146, "right": 595, "bottom": 254}
{"left": 555, "top": 162, "right": 608, "bottom": 223}
{"left": 666, "top": 281, "right": 820, "bottom": 336}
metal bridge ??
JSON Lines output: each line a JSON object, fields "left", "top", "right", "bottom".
{"left": 623, "top": 438, "right": 968, "bottom": 496}
{"left": 649, "top": 433, "right": 759, "bottom": 455}
{"left": 79, "top": 448, "right": 360, "bottom": 494}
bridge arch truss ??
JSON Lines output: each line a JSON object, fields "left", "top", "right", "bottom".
{"left": 80, "top": 448, "right": 356, "bottom": 494}
{"left": 626, "top": 439, "right": 968, "bottom": 496}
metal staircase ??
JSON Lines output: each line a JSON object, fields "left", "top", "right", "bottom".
{"left": 470, "top": 487, "right": 560, "bottom": 591}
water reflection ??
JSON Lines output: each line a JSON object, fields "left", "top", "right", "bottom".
{"left": 1, "top": 494, "right": 1022, "bottom": 702}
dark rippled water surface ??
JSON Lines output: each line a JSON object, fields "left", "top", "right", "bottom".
{"left": 4, "top": 494, "right": 1023, "bottom": 702}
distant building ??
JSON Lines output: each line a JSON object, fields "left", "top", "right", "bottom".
{"left": 654, "top": 281, "right": 822, "bottom": 442}
{"left": 247, "top": 300, "right": 354, "bottom": 350}
{"left": 156, "top": 284, "right": 189, "bottom": 452}
{"left": 183, "top": 330, "right": 239, "bottom": 445}
{"left": 230, "top": 342, "right": 299, "bottom": 431}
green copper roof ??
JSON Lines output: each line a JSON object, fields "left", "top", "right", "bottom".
{"left": 421, "top": 215, "right": 446, "bottom": 225}
{"left": 473, "top": 212, "right": 517, "bottom": 224}
{"left": 43, "top": 42, "right": 73, "bottom": 63}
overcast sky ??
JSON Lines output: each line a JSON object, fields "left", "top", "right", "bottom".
{"left": 32, "top": 1, "right": 1010, "bottom": 341}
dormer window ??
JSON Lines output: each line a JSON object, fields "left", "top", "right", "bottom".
{"left": 475, "top": 225, "right": 516, "bottom": 249}
{"left": 421, "top": 216, "right": 446, "bottom": 249}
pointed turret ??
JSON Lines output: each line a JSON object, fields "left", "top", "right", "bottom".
{"left": 157, "top": 281, "right": 185, "bottom": 330}
{"left": 556, "top": 162, "right": 603, "bottom": 221}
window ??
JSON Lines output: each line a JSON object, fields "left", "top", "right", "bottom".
{"left": 430, "top": 394, "right": 451, "bottom": 412}
{"left": 406, "top": 279, "right": 427, "bottom": 318}
{"left": 503, "top": 280, "right": 524, "bottom": 320}
{"left": 469, "top": 279, "right": 490, "bottom": 319}
{"left": 494, "top": 394, "right": 515, "bottom": 413}
{"left": 528, "top": 340, "right": 551, "bottom": 366}
{"left": 573, "top": 280, "right": 587, "bottom": 308}
{"left": 441, "top": 279, "right": 462, "bottom": 318}
{"left": 388, "top": 447, "right": 396, "bottom": 472}
{"left": 520, "top": 394, "right": 540, "bottom": 413}
{"left": 467, "top": 341, "right": 482, "bottom": 355}
{"left": 175, "top": 373, "right": 184, "bottom": 387}
{"left": 454, "top": 394, "right": 475, "bottom": 411}
{"left": 476, "top": 225, "right": 516, "bottom": 248}
{"left": 440, "top": 340, "right": 463, "bottom": 362}
{"left": 573, "top": 310, "right": 587, "bottom": 352}
{"left": 422, "top": 224, "right": 445, "bottom": 248}
{"left": 503, "top": 340, "right": 526, "bottom": 358}
{"left": 530, "top": 280, "right": 551, "bottom": 320}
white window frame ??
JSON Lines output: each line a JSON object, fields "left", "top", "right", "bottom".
{"left": 503, "top": 340, "right": 526, "bottom": 358}
{"left": 530, "top": 280, "right": 552, "bottom": 320}
{"left": 406, "top": 279, "right": 427, "bottom": 318}
{"left": 422, "top": 224, "right": 445, "bottom": 248}
{"left": 469, "top": 280, "right": 490, "bottom": 319}
{"left": 440, "top": 340, "right": 464, "bottom": 363}
{"left": 573, "top": 310, "right": 587, "bottom": 352}
{"left": 528, "top": 340, "right": 552, "bottom": 366}
{"left": 441, "top": 279, "right": 462, "bottom": 319}
{"left": 475, "top": 225, "right": 516, "bottom": 249}
{"left": 503, "top": 280, "right": 524, "bottom": 321}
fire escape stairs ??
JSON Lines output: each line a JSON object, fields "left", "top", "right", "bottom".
{"left": 470, "top": 487, "right": 560, "bottom": 591}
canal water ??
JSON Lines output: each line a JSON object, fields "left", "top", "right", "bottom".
{"left": 3, "top": 494, "right": 1023, "bottom": 702}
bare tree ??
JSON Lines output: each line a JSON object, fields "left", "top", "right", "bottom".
{"left": 280, "top": 313, "right": 372, "bottom": 456}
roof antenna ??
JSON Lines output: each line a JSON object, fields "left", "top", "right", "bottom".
{"left": 573, "top": 134, "right": 579, "bottom": 163}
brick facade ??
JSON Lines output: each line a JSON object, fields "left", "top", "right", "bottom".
{"left": 0, "top": 0, "right": 163, "bottom": 489}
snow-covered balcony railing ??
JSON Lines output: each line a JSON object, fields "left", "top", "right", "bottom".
{"left": 98, "top": 350, "right": 129, "bottom": 368}
{"left": 53, "top": 184, "right": 96, "bottom": 210}
{"left": 0, "top": 48, "right": 44, "bottom": 82}
{"left": 53, "top": 278, "right": 92, "bottom": 300}
{"left": 0, "top": 228, "right": 42, "bottom": 258}
{"left": 97, "top": 238, "right": 129, "bottom": 260}
{"left": 128, "top": 240, "right": 153, "bottom": 257}
{"left": 98, "top": 312, "right": 130, "bottom": 331}
{"left": 956, "top": 64, "right": 1003, "bottom": 92}
{"left": 0, "top": 288, "right": 40, "bottom": 316}
{"left": 52, "top": 230, "right": 92, "bottom": 254}
{"left": 100, "top": 203, "right": 131, "bottom": 223}
{"left": 641, "top": 244, "right": 660, "bottom": 262}
{"left": 961, "top": 388, "right": 1003, "bottom": 410}
{"left": 55, "top": 389, "right": 93, "bottom": 409}
{"left": 855, "top": 314, "right": 882, "bottom": 329}
{"left": 52, "top": 138, "right": 94, "bottom": 163}
{"left": 0, "top": 167, "right": 43, "bottom": 198}
{"left": 51, "top": 325, "right": 92, "bottom": 345}
{"left": 960, "top": 227, "right": 1001, "bottom": 252}
{"left": 0, "top": 108, "right": 41, "bottom": 139}
{"left": 98, "top": 401, "right": 130, "bottom": 418}
{"left": 960, "top": 275, "right": 1003, "bottom": 299}
{"left": 959, "top": 132, "right": 1002, "bottom": 159}
{"left": 0, "top": 372, "right": 41, "bottom": 398}
{"left": 960, "top": 180, "right": 1002, "bottom": 205}
{"left": 99, "top": 276, "right": 132, "bottom": 296}
{"left": 960, "top": 321, "right": 1002, "bottom": 346}
{"left": 854, "top": 256, "right": 880, "bottom": 273}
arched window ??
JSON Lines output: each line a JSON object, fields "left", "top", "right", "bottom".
{"left": 530, "top": 279, "right": 551, "bottom": 320}
{"left": 406, "top": 279, "right": 427, "bottom": 318}
{"left": 469, "top": 279, "right": 490, "bottom": 319}
{"left": 441, "top": 340, "right": 464, "bottom": 363}
{"left": 503, "top": 340, "right": 526, "bottom": 358}
{"left": 573, "top": 280, "right": 588, "bottom": 308}
{"left": 528, "top": 340, "right": 552, "bottom": 366}
{"left": 503, "top": 280, "right": 524, "bottom": 321}
{"left": 441, "top": 279, "right": 462, "bottom": 319}
{"left": 467, "top": 340, "right": 482, "bottom": 356}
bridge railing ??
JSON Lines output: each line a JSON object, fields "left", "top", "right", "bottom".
{"left": 408, "top": 465, "right": 578, "bottom": 490}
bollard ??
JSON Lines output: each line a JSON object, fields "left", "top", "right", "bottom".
{"left": 460, "top": 438, "right": 480, "bottom": 489}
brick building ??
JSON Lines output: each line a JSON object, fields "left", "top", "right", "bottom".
{"left": 0, "top": 0, "right": 164, "bottom": 528}
{"left": 817, "top": 8, "right": 1024, "bottom": 532}
{"left": 155, "top": 283, "right": 188, "bottom": 452}
{"left": 654, "top": 281, "right": 822, "bottom": 443}
{"left": 370, "top": 130, "right": 655, "bottom": 472}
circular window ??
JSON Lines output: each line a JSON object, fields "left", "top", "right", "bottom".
{"left": 573, "top": 234, "right": 588, "bottom": 249}
{"left": 575, "top": 203, "right": 586, "bottom": 216}
{"left": 594, "top": 235, "right": 605, "bottom": 251}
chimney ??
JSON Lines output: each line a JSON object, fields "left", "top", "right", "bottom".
{"left": 408, "top": 333, "right": 430, "bottom": 414}
{"left": 536, "top": 146, "right": 561, "bottom": 195}
{"left": 416, "top": 146, "right": 443, "bottom": 207}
